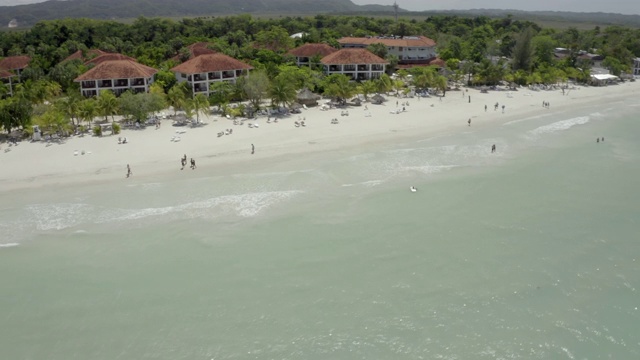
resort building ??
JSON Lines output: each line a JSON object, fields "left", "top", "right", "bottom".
{"left": 84, "top": 53, "right": 136, "bottom": 67}
{"left": 320, "top": 49, "right": 388, "bottom": 81}
{"left": 634, "top": 58, "right": 640, "bottom": 76}
{"left": 0, "top": 55, "right": 30, "bottom": 77}
{"left": 0, "top": 55, "right": 30, "bottom": 97}
{"left": 74, "top": 59, "right": 158, "bottom": 97}
{"left": 170, "top": 53, "right": 253, "bottom": 97}
{"left": 338, "top": 36, "right": 437, "bottom": 65}
{"left": 287, "top": 43, "right": 337, "bottom": 67}
{"left": 1, "top": 69, "right": 17, "bottom": 97}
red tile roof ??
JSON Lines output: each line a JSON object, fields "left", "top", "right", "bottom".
{"left": 338, "top": 36, "right": 436, "bottom": 48}
{"left": 0, "top": 69, "right": 15, "bottom": 79}
{"left": 396, "top": 58, "right": 446, "bottom": 69}
{"left": 0, "top": 55, "right": 31, "bottom": 70}
{"left": 170, "top": 53, "right": 253, "bottom": 74}
{"left": 62, "top": 49, "right": 107, "bottom": 63}
{"left": 321, "top": 49, "right": 388, "bottom": 65}
{"left": 85, "top": 53, "right": 136, "bottom": 67}
{"left": 287, "top": 43, "right": 337, "bottom": 58}
{"left": 171, "top": 42, "right": 217, "bottom": 62}
{"left": 74, "top": 60, "right": 158, "bottom": 81}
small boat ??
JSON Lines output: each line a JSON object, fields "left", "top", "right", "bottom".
{"left": 410, "top": 186, "right": 417, "bottom": 193}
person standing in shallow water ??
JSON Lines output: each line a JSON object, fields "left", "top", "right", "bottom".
{"left": 251, "top": 144, "right": 255, "bottom": 155}
{"left": 468, "top": 118, "right": 471, "bottom": 126}
{"left": 491, "top": 144, "right": 496, "bottom": 153}
{"left": 126, "top": 164, "right": 132, "bottom": 178}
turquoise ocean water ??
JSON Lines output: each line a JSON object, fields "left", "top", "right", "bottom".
{"left": 1, "top": 96, "right": 639, "bottom": 359}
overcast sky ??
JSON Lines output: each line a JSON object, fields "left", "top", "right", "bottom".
{"left": 0, "top": 0, "right": 638, "bottom": 14}
{"left": 353, "top": 0, "right": 640, "bottom": 15}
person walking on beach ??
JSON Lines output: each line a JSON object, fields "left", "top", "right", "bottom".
{"left": 491, "top": 144, "right": 496, "bottom": 153}
{"left": 502, "top": 105, "right": 506, "bottom": 113}
{"left": 251, "top": 144, "right": 255, "bottom": 155}
{"left": 126, "top": 164, "right": 132, "bottom": 178}
{"left": 190, "top": 158, "right": 196, "bottom": 169}
{"left": 468, "top": 118, "right": 471, "bottom": 126}
{"left": 485, "top": 104, "right": 487, "bottom": 112}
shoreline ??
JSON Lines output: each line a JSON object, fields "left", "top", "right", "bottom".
{"left": 1, "top": 82, "right": 639, "bottom": 192}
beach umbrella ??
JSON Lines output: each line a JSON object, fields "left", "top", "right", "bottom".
{"left": 296, "top": 88, "right": 321, "bottom": 106}
{"left": 371, "top": 94, "right": 386, "bottom": 104}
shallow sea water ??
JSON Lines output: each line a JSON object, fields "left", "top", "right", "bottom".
{"left": 1, "top": 97, "right": 639, "bottom": 359}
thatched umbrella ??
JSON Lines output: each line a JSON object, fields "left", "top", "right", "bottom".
{"left": 296, "top": 88, "right": 321, "bottom": 106}
{"left": 371, "top": 94, "right": 386, "bottom": 104}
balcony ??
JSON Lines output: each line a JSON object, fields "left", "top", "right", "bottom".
{"left": 357, "top": 65, "right": 369, "bottom": 71}
{"left": 208, "top": 72, "right": 221, "bottom": 80}
{"left": 131, "top": 78, "right": 145, "bottom": 86}
{"left": 193, "top": 74, "right": 207, "bottom": 82}
{"left": 114, "top": 79, "right": 128, "bottom": 87}
{"left": 99, "top": 80, "right": 112, "bottom": 88}
{"left": 328, "top": 65, "right": 341, "bottom": 72}
{"left": 81, "top": 81, "right": 96, "bottom": 88}
{"left": 222, "top": 71, "right": 235, "bottom": 79}
{"left": 371, "top": 65, "right": 384, "bottom": 71}
{"left": 82, "top": 89, "right": 97, "bottom": 97}
{"left": 343, "top": 65, "right": 356, "bottom": 71}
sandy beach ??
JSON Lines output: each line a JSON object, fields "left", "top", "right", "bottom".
{"left": 1, "top": 82, "right": 639, "bottom": 191}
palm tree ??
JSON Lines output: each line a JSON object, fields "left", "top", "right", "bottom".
{"left": 358, "top": 80, "right": 377, "bottom": 101}
{"left": 55, "top": 94, "right": 81, "bottom": 129}
{"left": 97, "top": 90, "right": 119, "bottom": 122}
{"left": 166, "top": 85, "right": 187, "bottom": 116}
{"left": 433, "top": 75, "right": 448, "bottom": 97}
{"left": 190, "top": 93, "right": 209, "bottom": 123}
{"left": 208, "top": 81, "right": 232, "bottom": 112}
{"left": 269, "top": 76, "right": 297, "bottom": 108}
{"left": 78, "top": 98, "right": 98, "bottom": 129}
{"left": 374, "top": 74, "right": 392, "bottom": 94}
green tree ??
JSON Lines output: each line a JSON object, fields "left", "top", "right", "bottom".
{"left": 78, "top": 98, "right": 98, "bottom": 127}
{"left": 512, "top": 27, "right": 534, "bottom": 71}
{"left": 97, "top": 89, "right": 119, "bottom": 122}
{"left": 366, "top": 43, "right": 388, "bottom": 59}
{"left": 269, "top": 75, "right": 297, "bottom": 108}
{"left": 0, "top": 98, "right": 32, "bottom": 134}
{"left": 242, "top": 70, "right": 270, "bottom": 111}
{"left": 189, "top": 93, "right": 209, "bottom": 123}
{"left": 322, "top": 74, "right": 355, "bottom": 104}
{"left": 166, "top": 84, "right": 188, "bottom": 116}
{"left": 208, "top": 81, "right": 233, "bottom": 112}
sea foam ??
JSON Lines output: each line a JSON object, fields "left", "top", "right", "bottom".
{"left": 529, "top": 116, "right": 590, "bottom": 136}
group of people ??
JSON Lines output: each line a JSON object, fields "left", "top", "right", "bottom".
{"left": 596, "top": 137, "right": 605, "bottom": 143}
{"left": 117, "top": 137, "right": 128, "bottom": 144}
{"left": 180, "top": 154, "right": 196, "bottom": 170}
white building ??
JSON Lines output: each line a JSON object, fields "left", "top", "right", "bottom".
{"left": 171, "top": 53, "right": 252, "bottom": 97}
{"left": 74, "top": 59, "right": 157, "bottom": 97}
{"left": 338, "top": 36, "right": 437, "bottom": 65}
{"left": 320, "top": 49, "right": 388, "bottom": 81}
{"left": 634, "top": 58, "right": 640, "bottom": 76}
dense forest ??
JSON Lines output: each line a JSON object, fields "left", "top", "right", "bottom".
{"left": 0, "top": 0, "right": 395, "bottom": 26}
{"left": 1, "top": 14, "right": 639, "bottom": 137}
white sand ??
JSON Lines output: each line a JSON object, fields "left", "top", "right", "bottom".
{"left": 1, "top": 82, "right": 639, "bottom": 191}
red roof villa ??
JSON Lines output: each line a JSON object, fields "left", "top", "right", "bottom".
{"left": 74, "top": 59, "right": 158, "bottom": 97}
{"left": 320, "top": 49, "right": 388, "bottom": 81}
{"left": 338, "top": 36, "right": 437, "bottom": 66}
{"left": 171, "top": 53, "right": 253, "bottom": 97}
{"left": 0, "top": 55, "right": 31, "bottom": 76}
{"left": 0, "top": 55, "right": 31, "bottom": 97}
{"left": 84, "top": 53, "right": 136, "bottom": 67}
{"left": 1, "top": 69, "right": 17, "bottom": 97}
{"left": 287, "top": 43, "right": 337, "bottom": 67}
